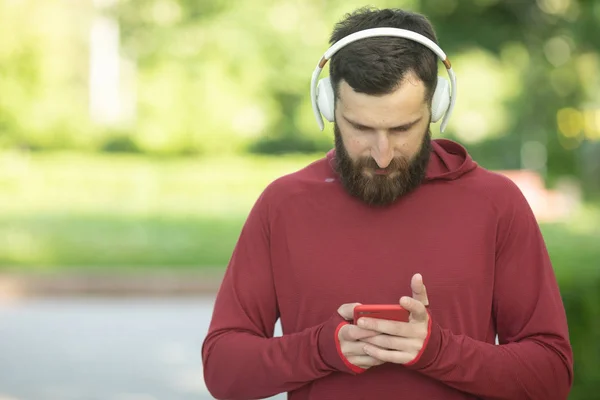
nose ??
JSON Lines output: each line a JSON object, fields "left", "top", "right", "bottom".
{"left": 372, "top": 134, "right": 393, "bottom": 168}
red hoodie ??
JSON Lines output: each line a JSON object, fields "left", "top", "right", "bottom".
{"left": 202, "top": 139, "right": 573, "bottom": 400}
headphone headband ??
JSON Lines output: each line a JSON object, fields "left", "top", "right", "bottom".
{"left": 310, "top": 27, "right": 457, "bottom": 132}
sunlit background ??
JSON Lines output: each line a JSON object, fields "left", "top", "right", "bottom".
{"left": 0, "top": 0, "right": 598, "bottom": 399}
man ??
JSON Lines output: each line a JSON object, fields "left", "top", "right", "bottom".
{"left": 202, "top": 6, "right": 573, "bottom": 400}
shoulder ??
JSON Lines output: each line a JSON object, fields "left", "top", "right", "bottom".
{"left": 466, "top": 167, "right": 538, "bottom": 228}
{"left": 446, "top": 164, "right": 535, "bottom": 230}
{"left": 471, "top": 167, "right": 529, "bottom": 203}
{"left": 252, "top": 155, "right": 331, "bottom": 215}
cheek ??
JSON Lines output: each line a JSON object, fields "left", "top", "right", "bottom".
{"left": 393, "top": 137, "right": 419, "bottom": 157}
{"left": 345, "top": 136, "right": 367, "bottom": 155}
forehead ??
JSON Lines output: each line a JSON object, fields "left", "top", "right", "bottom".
{"left": 337, "top": 74, "right": 427, "bottom": 126}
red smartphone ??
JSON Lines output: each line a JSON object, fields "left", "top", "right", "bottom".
{"left": 353, "top": 304, "right": 409, "bottom": 324}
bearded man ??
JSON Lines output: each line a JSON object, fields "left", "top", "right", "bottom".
{"left": 202, "top": 6, "right": 573, "bottom": 400}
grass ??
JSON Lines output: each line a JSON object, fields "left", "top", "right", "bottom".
{"left": 541, "top": 205, "right": 600, "bottom": 282}
{"left": 0, "top": 213, "right": 244, "bottom": 272}
{"left": 0, "top": 150, "right": 317, "bottom": 272}
{"left": 0, "top": 150, "right": 598, "bottom": 276}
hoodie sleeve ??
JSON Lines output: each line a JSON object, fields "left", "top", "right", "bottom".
{"left": 403, "top": 175, "right": 574, "bottom": 400}
{"left": 201, "top": 187, "right": 359, "bottom": 400}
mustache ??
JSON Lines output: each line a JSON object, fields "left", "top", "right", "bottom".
{"left": 355, "top": 156, "right": 409, "bottom": 172}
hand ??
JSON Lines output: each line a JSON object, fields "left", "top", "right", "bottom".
{"left": 358, "top": 273, "right": 430, "bottom": 364}
{"left": 336, "top": 303, "right": 386, "bottom": 369}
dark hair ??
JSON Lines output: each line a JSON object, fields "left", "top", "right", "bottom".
{"left": 329, "top": 7, "right": 439, "bottom": 106}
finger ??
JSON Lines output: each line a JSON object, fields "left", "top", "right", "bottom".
{"left": 341, "top": 339, "right": 378, "bottom": 357}
{"left": 337, "top": 302, "right": 362, "bottom": 320}
{"left": 362, "top": 344, "right": 415, "bottom": 364}
{"left": 356, "top": 317, "right": 411, "bottom": 337}
{"left": 360, "top": 335, "right": 422, "bottom": 353}
{"left": 411, "top": 273, "right": 429, "bottom": 307}
{"left": 340, "top": 324, "right": 380, "bottom": 341}
{"left": 400, "top": 296, "right": 429, "bottom": 323}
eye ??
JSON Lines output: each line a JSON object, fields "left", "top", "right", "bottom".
{"left": 391, "top": 126, "right": 411, "bottom": 134}
{"left": 353, "top": 124, "right": 370, "bottom": 132}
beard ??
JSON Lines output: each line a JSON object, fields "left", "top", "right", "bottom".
{"left": 333, "top": 124, "right": 432, "bottom": 206}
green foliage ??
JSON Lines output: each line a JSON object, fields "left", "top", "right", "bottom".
{"left": 101, "top": 133, "right": 143, "bottom": 154}
{"left": 247, "top": 133, "right": 333, "bottom": 155}
{"left": 1, "top": 0, "right": 599, "bottom": 178}
{"left": 559, "top": 273, "right": 600, "bottom": 399}
{"left": 541, "top": 209, "right": 600, "bottom": 399}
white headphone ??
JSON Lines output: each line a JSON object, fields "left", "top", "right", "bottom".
{"left": 310, "top": 27, "right": 457, "bottom": 133}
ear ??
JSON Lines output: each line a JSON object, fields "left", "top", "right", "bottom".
{"left": 317, "top": 76, "right": 335, "bottom": 122}
{"left": 431, "top": 76, "right": 450, "bottom": 123}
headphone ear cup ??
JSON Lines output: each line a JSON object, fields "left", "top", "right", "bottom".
{"left": 317, "top": 76, "right": 335, "bottom": 122}
{"left": 431, "top": 76, "right": 450, "bottom": 123}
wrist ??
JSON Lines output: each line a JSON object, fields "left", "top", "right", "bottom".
{"left": 404, "top": 309, "right": 441, "bottom": 369}
{"left": 317, "top": 312, "right": 366, "bottom": 374}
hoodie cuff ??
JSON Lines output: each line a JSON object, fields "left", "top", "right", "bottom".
{"left": 404, "top": 309, "right": 441, "bottom": 370}
{"left": 318, "top": 312, "right": 367, "bottom": 374}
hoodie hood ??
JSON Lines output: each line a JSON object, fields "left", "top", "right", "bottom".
{"left": 326, "top": 138, "right": 478, "bottom": 182}
{"left": 425, "top": 138, "right": 478, "bottom": 181}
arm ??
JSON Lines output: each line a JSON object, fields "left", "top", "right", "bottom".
{"left": 403, "top": 179, "right": 574, "bottom": 399}
{"left": 201, "top": 188, "right": 357, "bottom": 400}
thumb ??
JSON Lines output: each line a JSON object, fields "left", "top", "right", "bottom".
{"left": 411, "top": 273, "right": 429, "bottom": 307}
{"left": 400, "top": 296, "right": 428, "bottom": 323}
{"left": 337, "top": 302, "right": 362, "bottom": 320}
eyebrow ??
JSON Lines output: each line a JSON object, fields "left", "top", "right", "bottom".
{"left": 343, "top": 115, "right": 422, "bottom": 131}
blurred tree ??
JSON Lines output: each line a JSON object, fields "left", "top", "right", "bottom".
{"left": 0, "top": 0, "right": 94, "bottom": 150}
{"left": 419, "top": 0, "right": 600, "bottom": 191}
{"left": 0, "top": 0, "right": 598, "bottom": 192}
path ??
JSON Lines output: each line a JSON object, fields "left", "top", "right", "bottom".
{"left": 0, "top": 296, "right": 284, "bottom": 400}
